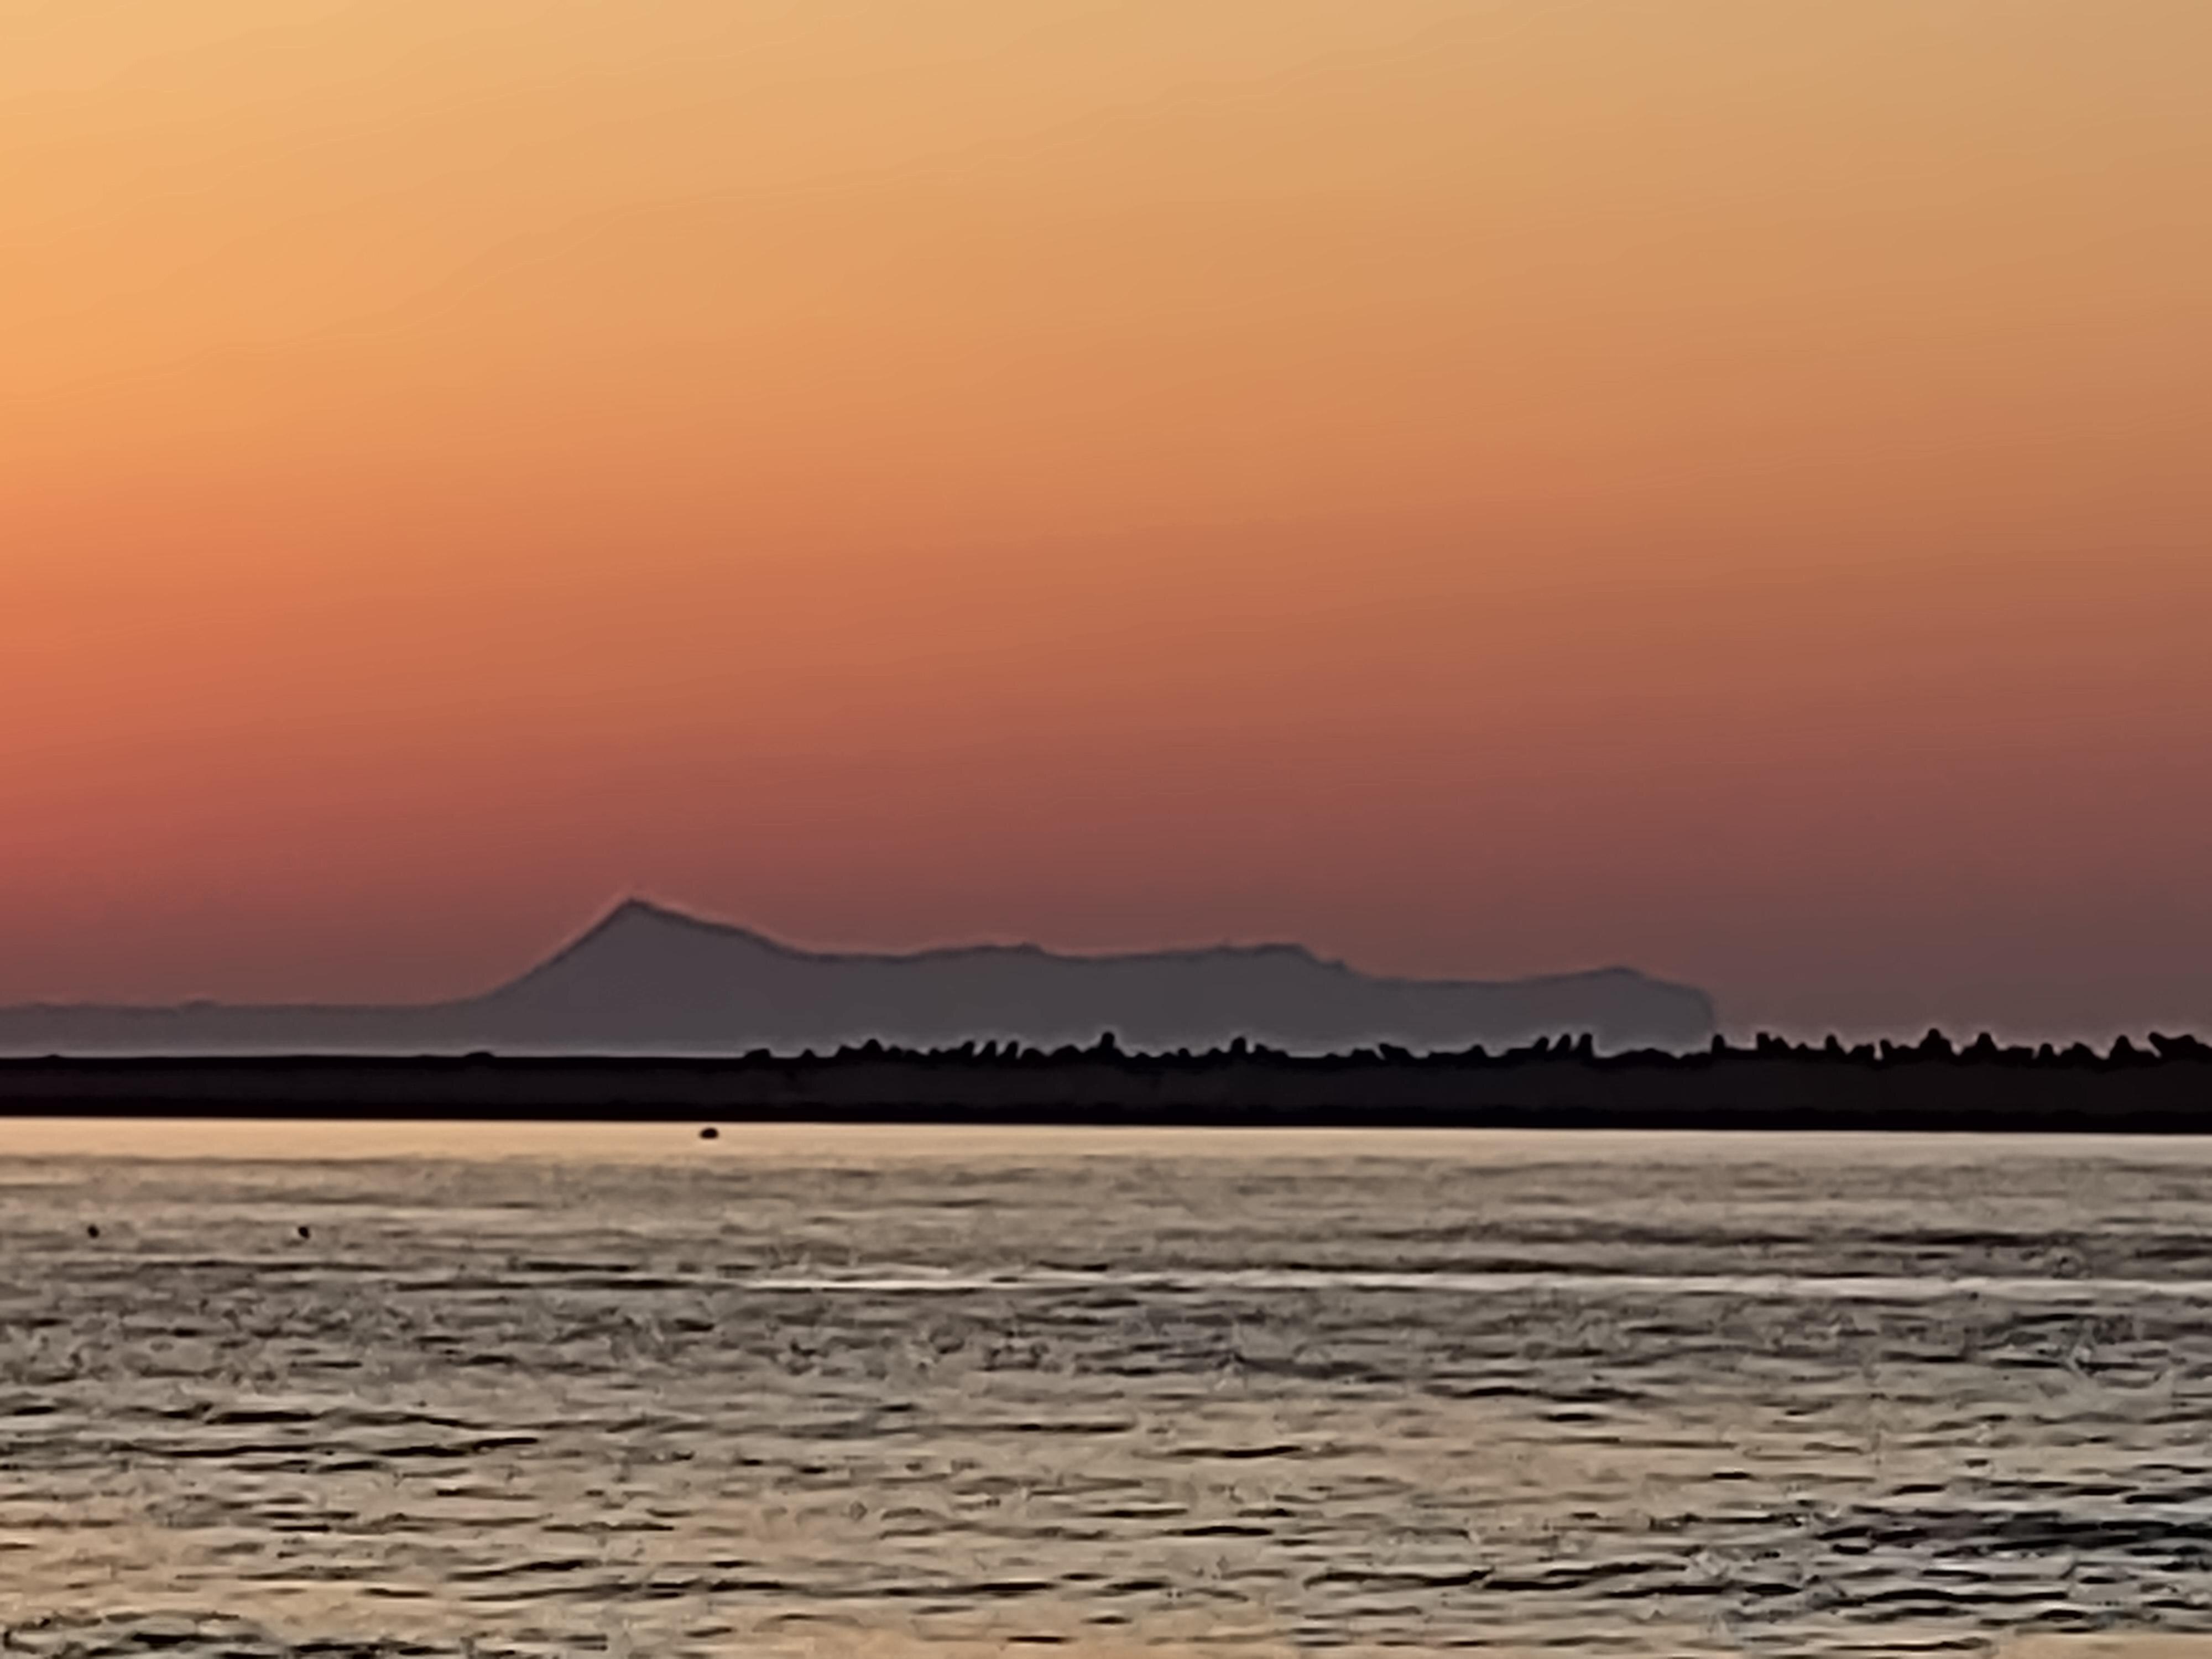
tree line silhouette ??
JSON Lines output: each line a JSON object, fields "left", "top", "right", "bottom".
{"left": 1, "top": 1029, "right": 2208, "bottom": 1130}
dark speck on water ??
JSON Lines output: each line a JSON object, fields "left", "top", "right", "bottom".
{"left": 3, "top": 1124, "right": 2209, "bottom": 1659}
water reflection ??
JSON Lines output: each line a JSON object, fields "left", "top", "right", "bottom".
{"left": 2, "top": 1123, "right": 2209, "bottom": 1655}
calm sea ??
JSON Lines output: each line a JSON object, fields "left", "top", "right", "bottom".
{"left": 3, "top": 1122, "right": 2210, "bottom": 1658}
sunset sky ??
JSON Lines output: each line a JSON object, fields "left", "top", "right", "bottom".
{"left": 5, "top": 0, "right": 2209, "bottom": 1037}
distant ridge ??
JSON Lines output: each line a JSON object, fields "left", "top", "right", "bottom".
{"left": 0, "top": 898, "right": 1717, "bottom": 1056}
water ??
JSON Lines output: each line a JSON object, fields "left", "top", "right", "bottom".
{"left": 3, "top": 1122, "right": 2211, "bottom": 1658}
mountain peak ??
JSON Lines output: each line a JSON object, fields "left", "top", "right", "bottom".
{"left": 464, "top": 900, "right": 1717, "bottom": 1053}
{"left": 603, "top": 896, "right": 711, "bottom": 930}
{"left": 592, "top": 896, "right": 778, "bottom": 944}
{"left": 503, "top": 897, "right": 793, "bottom": 989}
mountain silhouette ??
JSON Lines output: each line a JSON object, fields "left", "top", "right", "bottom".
{"left": 0, "top": 899, "right": 1715, "bottom": 1056}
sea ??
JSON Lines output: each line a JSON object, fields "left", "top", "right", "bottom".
{"left": 2, "top": 1121, "right": 2210, "bottom": 1659}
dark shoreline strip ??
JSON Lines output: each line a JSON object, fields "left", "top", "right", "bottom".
{"left": 0, "top": 1033, "right": 2206, "bottom": 1130}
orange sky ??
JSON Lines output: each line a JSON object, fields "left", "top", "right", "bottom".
{"left": 4, "top": 1, "right": 2210, "bottom": 1036}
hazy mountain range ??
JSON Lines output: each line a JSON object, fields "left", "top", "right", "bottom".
{"left": 0, "top": 899, "right": 1717, "bottom": 1056}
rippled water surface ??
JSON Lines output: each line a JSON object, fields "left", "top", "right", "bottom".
{"left": 4, "top": 1122, "right": 2211, "bottom": 1658}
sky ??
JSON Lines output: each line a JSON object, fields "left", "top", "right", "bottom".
{"left": 4, "top": 0, "right": 2209, "bottom": 1038}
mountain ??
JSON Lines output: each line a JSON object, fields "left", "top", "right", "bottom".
{"left": 0, "top": 899, "right": 1717, "bottom": 1056}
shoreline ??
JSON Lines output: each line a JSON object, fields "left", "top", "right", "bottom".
{"left": 0, "top": 1041, "right": 2207, "bottom": 1133}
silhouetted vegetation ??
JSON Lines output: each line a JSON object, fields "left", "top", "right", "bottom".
{"left": 3, "top": 1029, "right": 2210, "bottom": 1130}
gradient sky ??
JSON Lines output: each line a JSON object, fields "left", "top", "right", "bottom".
{"left": 5, "top": 0, "right": 2210, "bottom": 1037}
